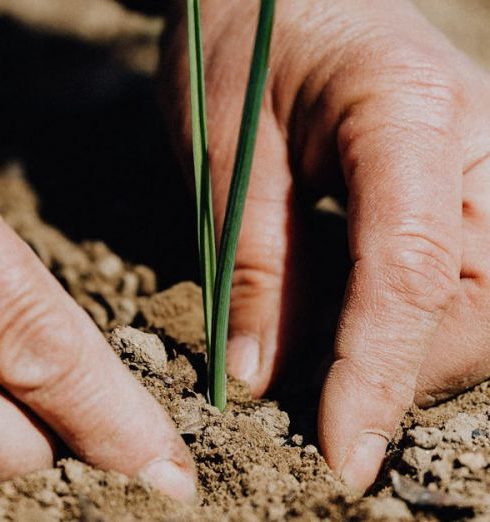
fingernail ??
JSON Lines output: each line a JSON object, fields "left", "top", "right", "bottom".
{"left": 138, "top": 458, "right": 198, "bottom": 504}
{"left": 340, "top": 431, "right": 388, "bottom": 494}
{"left": 227, "top": 335, "right": 259, "bottom": 383}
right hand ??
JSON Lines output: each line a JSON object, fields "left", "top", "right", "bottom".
{"left": 0, "top": 218, "right": 196, "bottom": 503}
{"left": 163, "top": 0, "right": 490, "bottom": 493}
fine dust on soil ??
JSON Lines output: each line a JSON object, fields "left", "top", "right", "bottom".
{"left": 0, "top": 167, "right": 489, "bottom": 522}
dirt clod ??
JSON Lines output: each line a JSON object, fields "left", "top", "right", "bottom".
{"left": 408, "top": 426, "right": 443, "bottom": 449}
{"left": 139, "top": 282, "right": 205, "bottom": 348}
{"left": 108, "top": 326, "right": 167, "bottom": 377}
{"left": 360, "top": 496, "right": 414, "bottom": 521}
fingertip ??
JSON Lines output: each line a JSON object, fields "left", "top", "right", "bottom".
{"left": 338, "top": 431, "right": 389, "bottom": 494}
{"left": 318, "top": 359, "right": 402, "bottom": 494}
{"left": 227, "top": 335, "right": 259, "bottom": 386}
{"left": 138, "top": 457, "right": 198, "bottom": 504}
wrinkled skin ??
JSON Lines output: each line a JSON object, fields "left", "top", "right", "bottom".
{"left": 162, "top": 0, "right": 490, "bottom": 491}
{"left": 0, "top": 219, "right": 197, "bottom": 502}
{"left": 0, "top": 208, "right": 196, "bottom": 491}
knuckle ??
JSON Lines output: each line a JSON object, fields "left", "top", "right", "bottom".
{"left": 416, "top": 72, "right": 462, "bottom": 110}
{"left": 397, "top": 67, "right": 463, "bottom": 130}
{"left": 381, "top": 47, "right": 463, "bottom": 107}
{"left": 418, "top": 67, "right": 462, "bottom": 109}
{"left": 332, "top": 355, "right": 415, "bottom": 411}
{"left": 336, "top": 49, "right": 463, "bottom": 164}
{"left": 366, "top": 36, "right": 464, "bottom": 107}
{"left": 0, "top": 227, "right": 82, "bottom": 393}
{"left": 231, "top": 265, "right": 281, "bottom": 302}
{"left": 380, "top": 235, "right": 459, "bottom": 314}
{"left": 0, "top": 281, "right": 79, "bottom": 392}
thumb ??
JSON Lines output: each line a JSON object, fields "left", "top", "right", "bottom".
{"left": 210, "top": 113, "right": 295, "bottom": 397}
{"left": 318, "top": 80, "right": 463, "bottom": 492}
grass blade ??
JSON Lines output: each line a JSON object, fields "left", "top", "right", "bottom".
{"left": 186, "top": 0, "right": 216, "bottom": 359}
{"left": 210, "top": 0, "right": 276, "bottom": 410}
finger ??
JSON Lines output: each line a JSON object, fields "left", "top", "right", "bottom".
{"left": 0, "top": 389, "right": 54, "bottom": 479}
{"left": 211, "top": 111, "right": 300, "bottom": 397}
{"left": 318, "top": 74, "right": 463, "bottom": 492}
{"left": 0, "top": 220, "right": 196, "bottom": 503}
{"left": 416, "top": 291, "right": 489, "bottom": 405}
{"left": 416, "top": 150, "right": 490, "bottom": 404}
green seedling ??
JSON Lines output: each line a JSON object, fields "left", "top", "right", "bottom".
{"left": 187, "top": 0, "right": 276, "bottom": 410}
{"left": 186, "top": 0, "right": 216, "bottom": 362}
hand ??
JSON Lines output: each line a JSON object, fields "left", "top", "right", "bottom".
{"left": 0, "top": 219, "right": 196, "bottom": 502}
{"left": 163, "top": 0, "right": 490, "bottom": 492}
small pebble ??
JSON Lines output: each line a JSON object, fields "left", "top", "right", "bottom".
{"left": 63, "top": 460, "right": 86, "bottom": 485}
{"left": 203, "top": 404, "right": 221, "bottom": 417}
{"left": 303, "top": 445, "right": 318, "bottom": 454}
{"left": 174, "top": 399, "right": 205, "bottom": 435}
{"left": 204, "top": 426, "right": 231, "bottom": 447}
{"left": 402, "top": 446, "right": 433, "bottom": 473}
{"left": 120, "top": 272, "right": 139, "bottom": 296}
{"left": 108, "top": 326, "right": 167, "bottom": 376}
{"left": 107, "top": 297, "right": 137, "bottom": 326}
{"left": 443, "top": 414, "right": 483, "bottom": 445}
{"left": 457, "top": 451, "right": 487, "bottom": 473}
{"left": 362, "top": 497, "right": 413, "bottom": 521}
{"left": 95, "top": 254, "right": 124, "bottom": 280}
{"left": 249, "top": 406, "right": 290, "bottom": 439}
{"left": 134, "top": 265, "right": 157, "bottom": 295}
{"left": 409, "top": 426, "right": 442, "bottom": 449}
{"left": 33, "top": 490, "right": 59, "bottom": 507}
{"left": 0, "top": 483, "right": 17, "bottom": 498}
{"left": 291, "top": 434, "right": 303, "bottom": 446}
{"left": 430, "top": 458, "right": 452, "bottom": 483}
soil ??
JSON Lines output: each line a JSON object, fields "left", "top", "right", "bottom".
{"left": 0, "top": 165, "right": 489, "bottom": 522}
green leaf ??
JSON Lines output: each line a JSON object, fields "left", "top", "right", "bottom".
{"left": 210, "top": 0, "right": 276, "bottom": 410}
{"left": 186, "top": 0, "right": 216, "bottom": 360}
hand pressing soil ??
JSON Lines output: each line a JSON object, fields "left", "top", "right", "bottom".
{"left": 163, "top": 0, "right": 490, "bottom": 493}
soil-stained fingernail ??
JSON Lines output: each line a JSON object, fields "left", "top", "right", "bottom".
{"left": 138, "top": 458, "right": 198, "bottom": 504}
{"left": 340, "top": 431, "right": 388, "bottom": 494}
{"left": 227, "top": 335, "right": 259, "bottom": 383}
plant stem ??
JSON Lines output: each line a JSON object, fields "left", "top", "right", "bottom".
{"left": 186, "top": 0, "right": 216, "bottom": 359}
{"left": 210, "top": 0, "right": 276, "bottom": 411}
